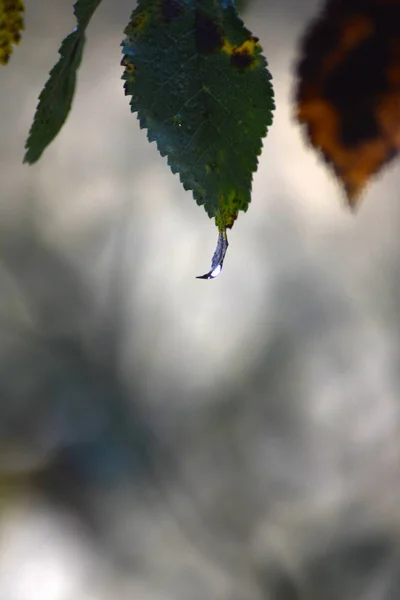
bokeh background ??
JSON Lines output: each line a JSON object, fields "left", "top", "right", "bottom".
{"left": 2, "top": 0, "right": 400, "bottom": 598}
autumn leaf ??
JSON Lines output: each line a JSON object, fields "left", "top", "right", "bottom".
{"left": 295, "top": 0, "right": 400, "bottom": 207}
{"left": 122, "top": 0, "right": 274, "bottom": 277}
{"left": 0, "top": 0, "right": 24, "bottom": 66}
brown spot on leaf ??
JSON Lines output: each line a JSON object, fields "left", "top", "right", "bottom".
{"left": 195, "top": 10, "right": 224, "bottom": 54}
{"left": 230, "top": 52, "right": 254, "bottom": 69}
{"left": 225, "top": 211, "right": 238, "bottom": 229}
{"left": 160, "top": 0, "right": 183, "bottom": 22}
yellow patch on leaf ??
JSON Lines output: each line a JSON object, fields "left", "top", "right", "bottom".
{"left": 222, "top": 35, "right": 261, "bottom": 70}
{"left": 0, "top": 0, "right": 24, "bottom": 65}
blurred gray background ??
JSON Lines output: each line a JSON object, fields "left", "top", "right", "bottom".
{"left": 2, "top": 0, "right": 400, "bottom": 599}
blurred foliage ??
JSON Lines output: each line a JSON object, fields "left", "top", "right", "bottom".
{"left": 0, "top": 219, "right": 160, "bottom": 493}
{"left": 0, "top": 0, "right": 24, "bottom": 65}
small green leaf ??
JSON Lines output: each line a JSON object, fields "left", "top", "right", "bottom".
{"left": 23, "top": 0, "right": 102, "bottom": 164}
{"left": 121, "top": 0, "right": 275, "bottom": 233}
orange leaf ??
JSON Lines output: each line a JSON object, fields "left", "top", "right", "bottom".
{"left": 295, "top": 0, "right": 400, "bottom": 207}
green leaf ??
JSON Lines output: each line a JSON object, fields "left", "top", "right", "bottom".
{"left": 23, "top": 0, "right": 102, "bottom": 164}
{"left": 121, "top": 0, "right": 275, "bottom": 233}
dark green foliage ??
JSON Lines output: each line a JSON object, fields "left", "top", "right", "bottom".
{"left": 23, "top": 0, "right": 102, "bottom": 164}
